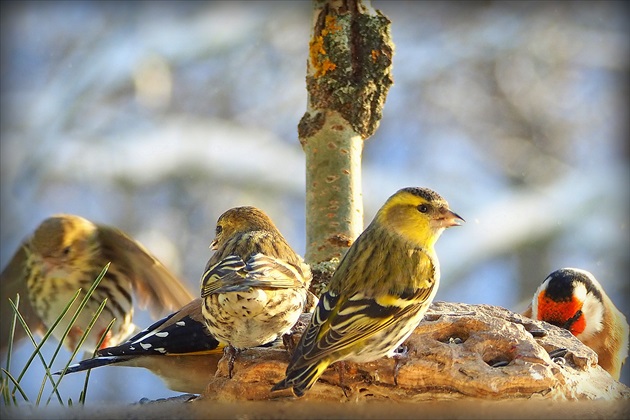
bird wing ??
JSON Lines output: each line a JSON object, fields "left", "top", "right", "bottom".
{"left": 289, "top": 285, "right": 434, "bottom": 370}
{"left": 287, "top": 244, "right": 438, "bottom": 369}
{"left": 97, "top": 225, "right": 194, "bottom": 318}
{"left": 66, "top": 298, "right": 222, "bottom": 369}
{"left": 200, "top": 253, "right": 304, "bottom": 297}
{"left": 0, "top": 244, "right": 46, "bottom": 353}
{"left": 58, "top": 298, "right": 223, "bottom": 379}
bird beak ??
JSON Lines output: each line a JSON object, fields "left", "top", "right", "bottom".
{"left": 439, "top": 209, "right": 465, "bottom": 228}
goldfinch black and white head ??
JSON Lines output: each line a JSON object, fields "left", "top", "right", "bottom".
{"left": 527, "top": 268, "right": 628, "bottom": 380}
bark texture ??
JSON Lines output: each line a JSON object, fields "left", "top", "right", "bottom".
{"left": 301, "top": 0, "right": 394, "bottom": 295}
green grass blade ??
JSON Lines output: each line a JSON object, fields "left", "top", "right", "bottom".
{"left": 78, "top": 317, "right": 116, "bottom": 405}
{"left": 45, "top": 298, "right": 109, "bottom": 405}
{"left": 45, "top": 263, "right": 110, "bottom": 372}
{"left": 4, "top": 294, "right": 19, "bottom": 376}
{"left": 11, "top": 290, "right": 80, "bottom": 384}
{"left": 8, "top": 297, "right": 67, "bottom": 405}
{"left": 7, "top": 263, "right": 110, "bottom": 406}
{"left": 2, "top": 294, "right": 20, "bottom": 406}
{"left": 38, "top": 263, "right": 110, "bottom": 406}
{"left": 1, "top": 368, "right": 29, "bottom": 402}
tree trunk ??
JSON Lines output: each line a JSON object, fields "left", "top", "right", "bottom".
{"left": 301, "top": 0, "right": 393, "bottom": 295}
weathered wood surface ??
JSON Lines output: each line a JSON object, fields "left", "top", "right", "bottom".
{"left": 199, "top": 301, "right": 629, "bottom": 402}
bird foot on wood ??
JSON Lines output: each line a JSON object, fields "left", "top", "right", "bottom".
{"left": 224, "top": 345, "right": 241, "bottom": 379}
{"left": 333, "top": 361, "right": 351, "bottom": 398}
{"left": 282, "top": 333, "right": 297, "bottom": 356}
{"left": 391, "top": 344, "right": 410, "bottom": 386}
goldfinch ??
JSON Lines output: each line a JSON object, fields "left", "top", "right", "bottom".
{"left": 1, "top": 214, "right": 194, "bottom": 354}
{"left": 200, "top": 206, "right": 312, "bottom": 378}
{"left": 523, "top": 267, "right": 629, "bottom": 380}
{"left": 272, "top": 187, "right": 464, "bottom": 397}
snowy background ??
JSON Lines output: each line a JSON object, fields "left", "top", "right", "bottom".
{"left": 1, "top": 0, "right": 628, "bottom": 404}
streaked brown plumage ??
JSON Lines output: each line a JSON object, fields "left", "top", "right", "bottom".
{"left": 200, "top": 206, "right": 312, "bottom": 378}
{"left": 1, "top": 214, "right": 194, "bottom": 354}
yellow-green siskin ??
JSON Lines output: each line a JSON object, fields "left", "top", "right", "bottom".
{"left": 200, "top": 206, "right": 312, "bottom": 378}
{"left": 272, "top": 187, "right": 464, "bottom": 397}
{"left": 1, "top": 214, "right": 194, "bottom": 354}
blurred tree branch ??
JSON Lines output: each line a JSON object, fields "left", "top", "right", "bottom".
{"left": 301, "top": 0, "right": 393, "bottom": 295}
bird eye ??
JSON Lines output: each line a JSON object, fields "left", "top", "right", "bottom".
{"left": 417, "top": 204, "right": 429, "bottom": 213}
{"left": 61, "top": 246, "right": 71, "bottom": 256}
{"left": 216, "top": 225, "right": 223, "bottom": 235}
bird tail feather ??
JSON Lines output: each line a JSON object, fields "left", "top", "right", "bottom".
{"left": 53, "top": 355, "right": 128, "bottom": 375}
{"left": 272, "top": 360, "right": 331, "bottom": 397}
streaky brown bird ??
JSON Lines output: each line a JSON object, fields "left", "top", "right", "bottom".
{"left": 1, "top": 214, "right": 194, "bottom": 354}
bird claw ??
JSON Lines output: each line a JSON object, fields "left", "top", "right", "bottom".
{"left": 224, "top": 345, "right": 240, "bottom": 379}
{"left": 340, "top": 384, "right": 351, "bottom": 399}
{"left": 333, "top": 361, "right": 351, "bottom": 398}
{"left": 392, "top": 344, "right": 409, "bottom": 386}
{"left": 282, "top": 333, "right": 296, "bottom": 356}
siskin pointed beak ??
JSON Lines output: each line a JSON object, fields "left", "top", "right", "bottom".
{"left": 440, "top": 209, "right": 465, "bottom": 228}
